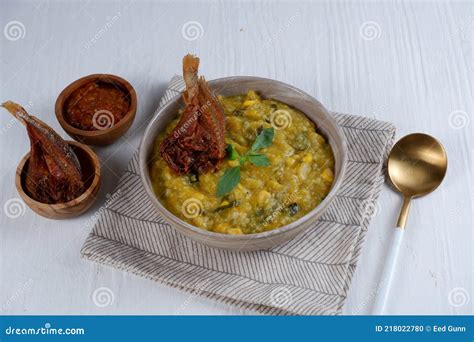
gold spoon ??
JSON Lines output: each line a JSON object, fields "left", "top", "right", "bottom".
{"left": 373, "top": 133, "right": 448, "bottom": 314}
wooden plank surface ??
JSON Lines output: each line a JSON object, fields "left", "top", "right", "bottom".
{"left": 0, "top": 0, "right": 472, "bottom": 315}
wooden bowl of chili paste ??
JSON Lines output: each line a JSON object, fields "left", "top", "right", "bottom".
{"left": 55, "top": 74, "right": 137, "bottom": 146}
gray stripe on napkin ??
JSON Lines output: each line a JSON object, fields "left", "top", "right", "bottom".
{"left": 81, "top": 76, "right": 395, "bottom": 315}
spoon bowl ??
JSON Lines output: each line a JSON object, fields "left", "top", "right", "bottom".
{"left": 388, "top": 133, "right": 448, "bottom": 198}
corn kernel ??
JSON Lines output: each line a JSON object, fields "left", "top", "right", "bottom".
{"left": 228, "top": 160, "right": 240, "bottom": 167}
{"left": 243, "top": 100, "right": 257, "bottom": 107}
{"left": 269, "top": 180, "right": 284, "bottom": 191}
{"left": 215, "top": 223, "right": 230, "bottom": 233}
{"left": 246, "top": 90, "right": 259, "bottom": 100}
{"left": 227, "top": 228, "right": 243, "bottom": 235}
{"left": 321, "top": 168, "right": 334, "bottom": 182}
{"left": 257, "top": 190, "right": 271, "bottom": 207}
{"left": 244, "top": 178, "right": 263, "bottom": 189}
{"left": 302, "top": 154, "right": 313, "bottom": 163}
{"left": 298, "top": 163, "right": 311, "bottom": 180}
{"left": 244, "top": 109, "right": 261, "bottom": 120}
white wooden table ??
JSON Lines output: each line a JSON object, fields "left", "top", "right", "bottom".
{"left": 1, "top": 0, "right": 472, "bottom": 315}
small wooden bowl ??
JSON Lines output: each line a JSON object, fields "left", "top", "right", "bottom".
{"left": 55, "top": 74, "right": 137, "bottom": 146}
{"left": 15, "top": 141, "right": 101, "bottom": 219}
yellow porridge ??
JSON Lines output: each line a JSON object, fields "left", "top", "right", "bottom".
{"left": 150, "top": 91, "right": 334, "bottom": 234}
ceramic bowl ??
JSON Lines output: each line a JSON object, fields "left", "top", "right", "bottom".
{"left": 139, "top": 77, "right": 347, "bottom": 251}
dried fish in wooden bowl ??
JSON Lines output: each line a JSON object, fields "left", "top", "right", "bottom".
{"left": 2, "top": 101, "right": 101, "bottom": 219}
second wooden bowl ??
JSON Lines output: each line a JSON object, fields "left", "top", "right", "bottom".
{"left": 55, "top": 74, "right": 137, "bottom": 146}
{"left": 15, "top": 141, "right": 101, "bottom": 219}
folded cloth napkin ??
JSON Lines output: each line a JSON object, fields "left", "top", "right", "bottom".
{"left": 81, "top": 76, "right": 396, "bottom": 315}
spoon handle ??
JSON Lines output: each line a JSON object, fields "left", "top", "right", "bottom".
{"left": 372, "top": 227, "right": 405, "bottom": 314}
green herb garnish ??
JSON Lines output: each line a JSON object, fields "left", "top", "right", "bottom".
{"left": 226, "top": 143, "right": 239, "bottom": 161}
{"left": 216, "top": 128, "right": 275, "bottom": 197}
{"left": 247, "top": 153, "right": 270, "bottom": 166}
{"left": 250, "top": 127, "right": 274, "bottom": 151}
{"left": 216, "top": 166, "right": 241, "bottom": 197}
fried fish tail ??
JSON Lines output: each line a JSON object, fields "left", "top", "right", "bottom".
{"left": 2, "top": 101, "right": 29, "bottom": 125}
{"left": 183, "top": 54, "right": 200, "bottom": 96}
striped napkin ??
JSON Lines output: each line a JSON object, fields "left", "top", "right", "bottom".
{"left": 81, "top": 76, "right": 396, "bottom": 315}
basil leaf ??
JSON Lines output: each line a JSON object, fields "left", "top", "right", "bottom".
{"left": 251, "top": 127, "right": 275, "bottom": 151}
{"left": 216, "top": 166, "right": 241, "bottom": 197}
{"left": 248, "top": 153, "right": 270, "bottom": 167}
{"left": 216, "top": 129, "right": 274, "bottom": 196}
{"left": 226, "top": 144, "right": 239, "bottom": 160}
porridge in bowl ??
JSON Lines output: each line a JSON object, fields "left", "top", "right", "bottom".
{"left": 150, "top": 85, "right": 334, "bottom": 234}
